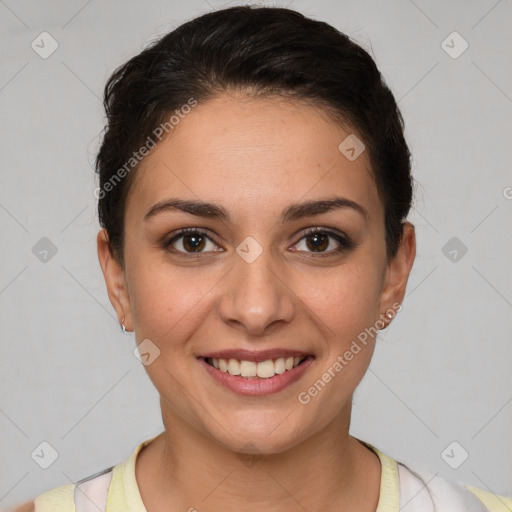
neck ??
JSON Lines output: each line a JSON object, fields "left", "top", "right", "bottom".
{"left": 136, "top": 400, "right": 381, "bottom": 512}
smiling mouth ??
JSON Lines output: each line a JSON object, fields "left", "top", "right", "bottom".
{"left": 203, "top": 356, "right": 310, "bottom": 379}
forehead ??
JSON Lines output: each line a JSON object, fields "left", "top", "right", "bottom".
{"left": 126, "top": 94, "right": 381, "bottom": 222}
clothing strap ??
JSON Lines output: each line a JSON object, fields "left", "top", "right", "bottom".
{"left": 70, "top": 460, "right": 492, "bottom": 512}
{"left": 398, "top": 462, "right": 489, "bottom": 511}
{"left": 73, "top": 467, "right": 113, "bottom": 512}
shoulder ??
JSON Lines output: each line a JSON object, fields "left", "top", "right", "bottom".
{"left": 26, "top": 467, "right": 115, "bottom": 512}
{"left": 12, "top": 500, "right": 35, "bottom": 512}
{"left": 33, "top": 483, "right": 75, "bottom": 512}
{"left": 398, "top": 462, "right": 512, "bottom": 512}
{"left": 11, "top": 483, "right": 74, "bottom": 512}
{"left": 466, "top": 485, "right": 512, "bottom": 512}
{"left": 11, "top": 437, "right": 155, "bottom": 512}
{"left": 363, "top": 438, "right": 511, "bottom": 512}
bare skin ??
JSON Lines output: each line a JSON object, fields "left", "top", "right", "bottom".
{"left": 13, "top": 501, "right": 34, "bottom": 512}
{"left": 97, "top": 92, "right": 416, "bottom": 511}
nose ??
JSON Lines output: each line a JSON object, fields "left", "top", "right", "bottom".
{"left": 218, "top": 245, "right": 295, "bottom": 336}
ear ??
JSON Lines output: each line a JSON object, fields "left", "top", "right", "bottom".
{"left": 378, "top": 222, "right": 416, "bottom": 327}
{"left": 97, "top": 229, "right": 133, "bottom": 331}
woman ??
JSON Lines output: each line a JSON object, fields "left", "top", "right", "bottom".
{"left": 14, "top": 5, "right": 511, "bottom": 512}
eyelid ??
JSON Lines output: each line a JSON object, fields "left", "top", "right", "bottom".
{"left": 163, "top": 226, "right": 355, "bottom": 255}
{"left": 164, "top": 227, "right": 223, "bottom": 253}
{"left": 291, "top": 226, "right": 355, "bottom": 251}
{"left": 295, "top": 226, "right": 350, "bottom": 241}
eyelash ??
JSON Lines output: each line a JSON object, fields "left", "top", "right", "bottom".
{"left": 162, "top": 227, "right": 355, "bottom": 257}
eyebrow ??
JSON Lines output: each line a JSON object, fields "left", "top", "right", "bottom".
{"left": 143, "top": 197, "right": 369, "bottom": 223}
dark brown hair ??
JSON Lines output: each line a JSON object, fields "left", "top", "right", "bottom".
{"left": 95, "top": 5, "right": 413, "bottom": 265}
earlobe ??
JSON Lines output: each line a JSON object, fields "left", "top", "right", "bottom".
{"left": 378, "top": 222, "right": 416, "bottom": 327}
{"left": 97, "top": 229, "right": 133, "bottom": 331}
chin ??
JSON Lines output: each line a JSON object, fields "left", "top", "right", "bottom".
{"left": 208, "top": 416, "right": 310, "bottom": 456}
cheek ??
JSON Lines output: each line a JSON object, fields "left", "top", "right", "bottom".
{"left": 127, "top": 259, "right": 221, "bottom": 344}
{"left": 298, "top": 261, "right": 383, "bottom": 342}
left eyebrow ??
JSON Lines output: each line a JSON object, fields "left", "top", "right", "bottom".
{"left": 143, "top": 197, "right": 369, "bottom": 223}
{"left": 281, "top": 197, "right": 369, "bottom": 223}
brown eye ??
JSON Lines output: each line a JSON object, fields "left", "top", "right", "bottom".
{"left": 305, "top": 232, "right": 329, "bottom": 252}
{"left": 181, "top": 233, "right": 206, "bottom": 252}
{"left": 291, "top": 228, "right": 355, "bottom": 255}
{"left": 165, "top": 229, "right": 221, "bottom": 254}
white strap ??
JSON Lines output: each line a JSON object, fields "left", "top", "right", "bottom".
{"left": 398, "top": 463, "right": 489, "bottom": 511}
{"left": 398, "top": 463, "right": 436, "bottom": 510}
{"left": 74, "top": 469, "right": 113, "bottom": 512}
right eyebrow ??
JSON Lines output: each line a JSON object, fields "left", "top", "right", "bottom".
{"left": 144, "top": 199, "right": 229, "bottom": 222}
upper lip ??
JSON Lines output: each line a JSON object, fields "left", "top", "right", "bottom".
{"left": 199, "top": 349, "right": 313, "bottom": 363}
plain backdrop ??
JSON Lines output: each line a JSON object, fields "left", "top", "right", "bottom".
{"left": 1, "top": 0, "right": 511, "bottom": 508}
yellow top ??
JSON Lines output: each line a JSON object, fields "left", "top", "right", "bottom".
{"left": 32, "top": 436, "right": 512, "bottom": 512}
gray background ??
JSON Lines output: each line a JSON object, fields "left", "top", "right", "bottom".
{"left": 1, "top": 0, "right": 511, "bottom": 508}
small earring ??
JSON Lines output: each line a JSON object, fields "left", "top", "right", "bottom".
{"left": 120, "top": 317, "right": 127, "bottom": 333}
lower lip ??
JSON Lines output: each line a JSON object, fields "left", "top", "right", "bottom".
{"left": 198, "top": 356, "right": 315, "bottom": 396}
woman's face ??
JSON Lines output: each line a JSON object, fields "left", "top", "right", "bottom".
{"left": 98, "top": 93, "right": 415, "bottom": 454}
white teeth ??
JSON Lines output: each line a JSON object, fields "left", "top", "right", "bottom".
{"left": 274, "top": 358, "right": 286, "bottom": 374}
{"left": 256, "top": 359, "right": 275, "bottom": 378}
{"left": 227, "top": 358, "right": 241, "bottom": 375}
{"left": 209, "top": 356, "right": 307, "bottom": 378}
{"left": 219, "top": 359, "right": 228, "bottom": 372}
{"left": 240, "top": 360, "right": 257, "bottom": 377}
